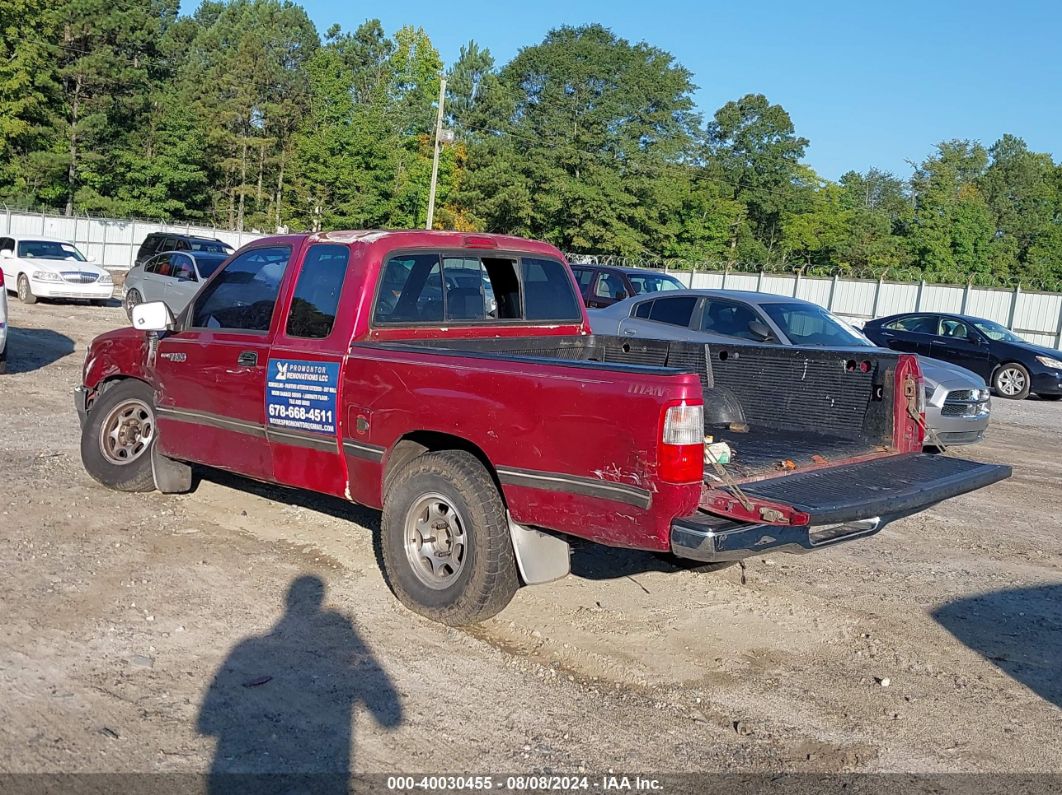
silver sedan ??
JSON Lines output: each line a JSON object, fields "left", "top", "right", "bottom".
{"left": 123, "top": 250, "right": 230, "bottom": 320}
{"left": 589, "top": 288, "right": 991, "bottom": 446}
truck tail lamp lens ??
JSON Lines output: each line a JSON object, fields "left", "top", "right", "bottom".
{"left": 660, "top": 401, "right": 704, "bottom": 483}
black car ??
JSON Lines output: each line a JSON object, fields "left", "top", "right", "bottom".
{"left": 864, "top": 312, "right": 1062, "bottom": 400}
{"left": 134, "top": 233, "right": 234, "bottom": 268}
{"left": 568, "top": 264, "right": 685, "bottom": 309}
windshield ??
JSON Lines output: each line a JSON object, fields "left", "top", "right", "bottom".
{"left": 759, "top": 302, "right": 873, "bottom": 347}
{"left": 194, "top": 254, "right": 229, "bottom": 279}
{"left": 626, "top": 272, "right": 684, "bottom": 295}
{"left": 972, "top": 318, "right": 1023, "bottom": 343}
{"left": 17, "top": 240, "right": 87, "bottom": 261}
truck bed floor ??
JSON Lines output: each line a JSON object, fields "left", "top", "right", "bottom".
{"left": 705, "top": 425, "right": 882, "bottom": 481}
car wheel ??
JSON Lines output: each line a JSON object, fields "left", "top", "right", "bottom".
{"left": 993, "top": 363, "right": 1031, "bottom": 400}
{"left": 1037, "top": 393, "right": 1062, "bottom": 401}
{"left": 124, "top": 288, "right": 142, "bottom": 320}
{"left": 80, "top": 379, "right": 158, "bottom": 492}
{"left": 380, "top": 450, "right": 519, "bottom": 626}
{"left": 17, "top": 274, "right": 37, "bottom": 304}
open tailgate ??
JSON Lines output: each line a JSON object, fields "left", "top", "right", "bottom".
{"left": 672, "top": 453, "right": 1011, "bottom": 563}
{"left": 734, "top": 453, "right": 1010, "bottom": 526}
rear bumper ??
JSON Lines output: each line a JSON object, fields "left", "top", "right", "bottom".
{"left": 672, "top": 453, "right": 1011, "bottom": 563}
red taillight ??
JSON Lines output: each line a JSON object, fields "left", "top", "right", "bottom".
{"left": 0, "top": 270, "right": 4, "bottom": 287}
{"left": 463, "top": 235, "right": 498, "bottom": 249}
{"left": 659, "top": 400, "right": 704, "bottom": 483}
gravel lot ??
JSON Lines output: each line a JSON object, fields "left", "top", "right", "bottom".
{"left": 1, "top": 298, "right": 1060, "bottom": 781}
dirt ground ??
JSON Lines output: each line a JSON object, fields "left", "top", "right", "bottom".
{"left": 1, "top": 297, "right": 1060, "bottom": 781}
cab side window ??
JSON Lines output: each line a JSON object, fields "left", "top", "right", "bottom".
{"left": 190, "top": 246, "right": 291, "bottom": 331}
{"left": 571, "top": 267, "right": 595, "bottom": 297}
{"left": 286, "top": 244, "right": 349, "bottom": 339}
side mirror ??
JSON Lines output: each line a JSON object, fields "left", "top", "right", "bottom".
{"left": 614, "top": 290, "right": 628, "bottom": 301}
{"left": 748, "top": 319, "right": 774, "bottom": 341}
{"left": 86, "top": 255, "right": 96, "bottom": 263}
{"left": 131, "top": 301, "right": 174, "bottom": 332}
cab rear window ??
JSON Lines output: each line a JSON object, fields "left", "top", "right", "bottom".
{"left": 373, "top": 253, "right": 580, "bottom": 325}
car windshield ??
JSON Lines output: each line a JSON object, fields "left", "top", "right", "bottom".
{"left": 17, "top": 240, "right": 87, "bottom": 261}
{"left": 971, "top": 318, "right": 1023, "bottom": 343}
{"left": 626, "top": 272, "right": 684, "bottom": 295}
{"left": 194, "top": 253, "right": 229, "bottom": 279}
{"left": 189, "top": 240, "right": 233, "bottom": 254}
{"left": 759, "top": 302, "right": 873, "bottom": 347}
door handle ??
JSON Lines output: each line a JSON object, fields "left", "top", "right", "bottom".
{"left": 237, "top": 351, "right": 258, "bottom": 367}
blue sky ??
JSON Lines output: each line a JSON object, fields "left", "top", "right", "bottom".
{"left": 182, "top": 0, "right": 1060, "bottom": 180}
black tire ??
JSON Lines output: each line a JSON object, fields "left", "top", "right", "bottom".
{"left": 17, "top": 274, "right": 37, "bottom": 304}
{"left": 80, "top": 379, "right": 158, "bottom": 492}
{"left": 654, "top": 552, "right": 736, "bottom": 573}
{"left": 1037, "top": 393, "right": 1062, "bottom": 401}
{"left": 124, "top": 289, "right": 142, "bottom": 320}
{"left": 380, "top": 450, "right": 519, "bottom": 625}
{"left": 0, "top": 344, "right": 7, "bottom": 375}
{"left": 993, "top": 362, "right": 1031, "bottom": 400}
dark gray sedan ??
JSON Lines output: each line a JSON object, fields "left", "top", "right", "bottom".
{"left": 589, "top": 289, "right": 992, "bottom": 446}
{"left": 123, "top": 251, "right": 229, "bottom": 319}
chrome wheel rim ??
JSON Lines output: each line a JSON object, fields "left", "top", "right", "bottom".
{"left": 99, "top": 399, "right": 155, "bottom": 465}
{"left": 18, "top": 277, "right": 28, "bottom": 301}
{"left": 997, "top": 368, "right": 1026, "bottom": 396}
{"left": 404, "top": 493, "right": 468, "bottom": 590}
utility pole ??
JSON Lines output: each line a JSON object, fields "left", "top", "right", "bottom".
{"left": 425, "top": 77, "right": 448, "bottom": 230}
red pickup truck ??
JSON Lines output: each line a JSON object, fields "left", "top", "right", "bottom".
{"left": 77, "top": 230, "right": 1010, "bottom": 625}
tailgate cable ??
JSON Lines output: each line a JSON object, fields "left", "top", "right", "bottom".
{"left": 907, "top": 404, "right": 949, "bottom": 454}
{"left": 903, "top": 375, "right": 949, "bottom": 454}
{"left": 704, "top": 444, "right": 755, "bottom": 513}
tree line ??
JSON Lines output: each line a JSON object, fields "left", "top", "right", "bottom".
{"left": 2, "top": 0, "right": 1061, "bottom": 288}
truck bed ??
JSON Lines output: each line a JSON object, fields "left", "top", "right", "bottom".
{"left": 375, "top": 334, "right": 900, "bottom": 483}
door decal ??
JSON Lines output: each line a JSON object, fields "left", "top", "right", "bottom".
{"left": 265, "top": 359, "right": 340, "bottom": 434}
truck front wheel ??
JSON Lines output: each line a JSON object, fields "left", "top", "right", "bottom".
{"left": 80, "top": 379, "right": 158, "bottom": 492}
{"left": 381, "top": 450, "right": 519, "bottom": 625}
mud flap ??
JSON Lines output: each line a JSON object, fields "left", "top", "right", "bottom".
{"left": 152, "top": 444, "right": 192, "bottom": 494}
{"left": 508, "top": 513, "right": 570, "bottom": 585}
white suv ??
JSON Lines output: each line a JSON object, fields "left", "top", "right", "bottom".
{"left": 0, "top": 236, "right": 113, "bottom": 306}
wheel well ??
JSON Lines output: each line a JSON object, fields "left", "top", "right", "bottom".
{"left": 86, "top": 375, "right": 151, "bottom": 412}
{"left": 383, "top": 431, "right": 501, "bottom": 494}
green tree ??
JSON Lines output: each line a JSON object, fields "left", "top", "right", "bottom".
{"left": 707, "top": 94, "right": 809, "bottom": 264}
{"left": 462, "top": 24, "right": 700, "bottom": 255}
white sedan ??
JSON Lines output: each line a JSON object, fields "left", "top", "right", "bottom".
{"left": 0, "top": 236, "right": 113, "bottom": 305}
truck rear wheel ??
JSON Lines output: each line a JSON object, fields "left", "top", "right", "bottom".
{"left": 80, "top": 379, "right": 158, "bottom": 493}
{"left": 380, "top": 450, "right": 519, "bottom": 625}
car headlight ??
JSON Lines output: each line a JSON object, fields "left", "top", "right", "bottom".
{"left": 99, "top": 273, "right": 113, "bottom": 284}
{"left": 1035, "top": 355, "right": 1062, "bottom": 370}
{"left": 32, "top": 271, "right": 61, "bottom": 282}
{"left": 976, "top": 388, "right": 991, "bottom": 401}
